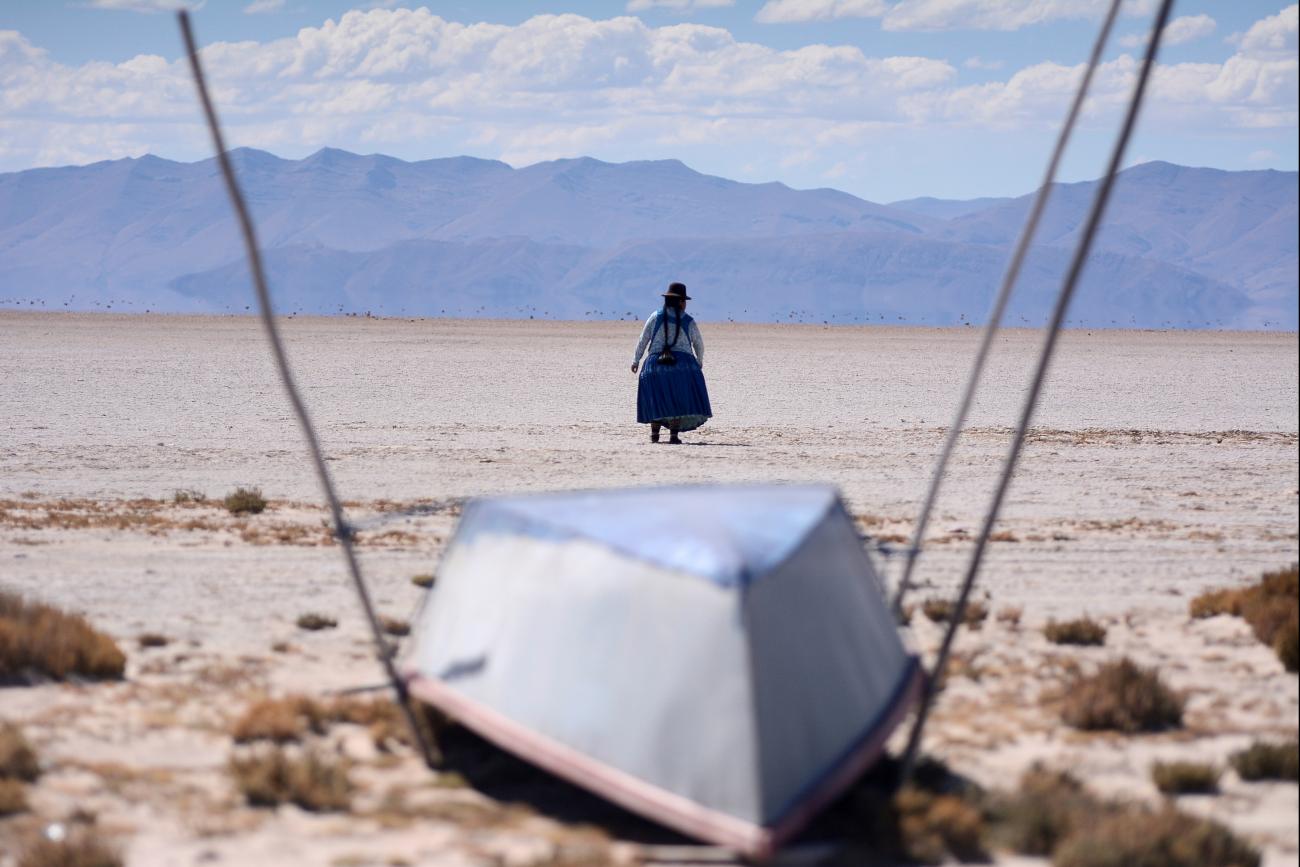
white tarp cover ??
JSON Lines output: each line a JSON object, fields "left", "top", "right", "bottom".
{"left": 404, "top": 484, "right": 921, "bottom": 857}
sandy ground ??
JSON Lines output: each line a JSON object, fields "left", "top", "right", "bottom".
{"left": 1, "top": 312, "right": 1297, "bottom": 866}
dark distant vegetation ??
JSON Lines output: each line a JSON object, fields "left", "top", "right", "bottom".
{"left": 1190, "top": 564, "right": 1298, "bottom": 672}
{"left": 223, "top": 487, "right": 267, "bottom": 515}
{"left": 1151, "top": 761, "right": 1220, "bottom": 795}
{"left": 1061, "top": 658, "right": 1184, "bottom": 732}
{"left": 295, "top": 613, "right": 336, "bottom": 631}
{"left": 380, "top": 616, "right": 409, "bottom": 637}
{"left": 411, "top": 573, "right": 436, "bottom": 589}
{"left": 0, "top": 590, "right": 125, "bottom": 682}
{"left": 921, "top": 597, "right": 988, "bottom": 628}
{"left": 1230, "top": 740, "right": 1299, "bottom": 782}
{"left": 1044, "top": 616, "right": 1107, "bottom": 646}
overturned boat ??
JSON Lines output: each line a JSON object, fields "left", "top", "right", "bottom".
{"left": 403, "top": 484, "right": 923, "bottom": 858}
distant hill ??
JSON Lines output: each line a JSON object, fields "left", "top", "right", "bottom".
{"left": 888, "top": 195, "right": 1014, "bottom": 220}
{"left": 0, "top": 151, "right": 1294, "bottom": 328}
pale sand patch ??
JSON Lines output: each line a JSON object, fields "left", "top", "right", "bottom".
{"left": 1, "top": 313, "right": 1297, "bottom": 865}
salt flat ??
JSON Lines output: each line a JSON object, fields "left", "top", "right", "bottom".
{"left": 1, "top": 312, "right": 1297, "bottom": 866}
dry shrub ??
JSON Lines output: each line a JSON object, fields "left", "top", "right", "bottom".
{"left": 1061, "top": 658, "right": 1183, "bottom": 733}
{"left": 231, "top": 695, "right": 414, "bottom": 752}
{"left": 137, "top": 633, "right": 169, "bottom": 649}
{"left": 0, "top": 778, "right": 28, "bottom": 815}
{"left": 171, "top": 489, "right": 206, "bottom": 504}
{"left": 223, "top": 487, "right": 267, "bottom": 515}
{"left": 295, "top": 613, "right": 337, "bottom": 631}
{"left": 16, "top": 831, "right": 122, "bottom": 867}
{"left": 988, "top": 765, "right": 1097, "bottom": 856}
{"left": 232, "top": 697, "right": 318, "bottom": 744}
{"left": 380, "top": 617, "right": 409, "bottom": 637}
{"left": 229, "top": 745, "right": 350, "bottom": 812}
{"left": 0, "top": 591, "right": 125, "bottom": 682}
{"left": 997, "top": 606, "right": 1023, "bottom": 629}
{"left": 1152, "top": 761, "right": 1220, "bottom": 795}
{"left": 921, "top": 598, "right": 988, "bottom": 628}
{"left": 990, "top": 768, "right": 1257, "bottom": 867}
{"left": 1230, "top": 740, "right": 1299, "bottom": 782}
{"left": 892, "top": 786, "right": 987, "bottom": 865}
{"left": 1045, "top": 617, "right": 1107, "bottom": 646}
{"left": 1, "top": 723, "right": 40, "bottom": 781}
{"left": 1189, "top": 564, "right": 1298, "bottom": 673}
{"left": 411, "top": 574, "right": 435, "bottom": 589}
{"left": 1053, "top": 805, "right": 1259, "bottom": 867}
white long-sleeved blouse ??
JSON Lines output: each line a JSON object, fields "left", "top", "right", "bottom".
{"left": 632, "top": 310, "right": 704, "bottom": 367}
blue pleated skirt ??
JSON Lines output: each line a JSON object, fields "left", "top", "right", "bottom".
{"left": 637, "top": 351, "right": 712, "bottom": 432}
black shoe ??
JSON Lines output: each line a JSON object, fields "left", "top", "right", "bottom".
{"left": 650, "top": 432, "right": 660, "bottom": 443}
{"left": 668, "top": 433, "right": 682, "bottom": 445}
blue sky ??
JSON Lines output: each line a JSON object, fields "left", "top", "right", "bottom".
{"left": 1, "top": 0, "right": 1296, "bottom": 201}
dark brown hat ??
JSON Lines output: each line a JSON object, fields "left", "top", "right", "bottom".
{"left": 662, "top": 282, "right": 691, "bottom": 300}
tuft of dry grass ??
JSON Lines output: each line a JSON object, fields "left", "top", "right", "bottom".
{"left": 1052, "top": 805, "right": 1259, "bottom": 867}
{"left": 295, "top": 613, "right": 337, "bottom": 631}
{"left": 1152, "top": 761, "right": 1220, "bottom": 795}
{"left": 411, "top": 574, "right": 435, "bottom": 589}
{"left": 171, "top": 489, "right": 206, "bottom": 504}
{"left": 137, "top": 633, "right": 169, "bottom": 649}
{"left": 921, "top": 598, "right": 988, "bottom": 628}
{"left": 1190, "top": 564, "right": 1298, "bottom": 673}
{"left": 988, "top": 765, "right": 1094, "bottom": 856}
{"left": 229, "top": 745, "right": 351, "bottom": 812}
{"left": 1045, "top": 616, "right": 1107, "bottom": 646}
{"left": 1, "top": 723, "right": 40, "bottom": 781}
{"left": 0, "top": 778, "right": 28, "bottom": 815}
{"left": 16, "top": 832, "right": 123, "bottom": 867}
{"left": 0, "top": 591, "right": 125, "bottom": 682}
{"left": 230, "top": 695, "right": 417, "bottom": 752}
{"left": 996, "top": 606, "right": 1023, "bottom": 629}
{"left": 989, "top": 766, "right": 1257, "bottom": 867}
{"left": 1230, "top": 740, "right": 1299, "bottom": 782}
{"left": 232, "top": 697, "right": 317, "bottom": 744}
{"left": 892, "top": 786, "right": 987, "bottom": 865}
{"left": 380, "top": 617, "right": 409, "bottom": 637}
{"left": 223, "top": 487, "right": 267, "bottom": 516}
{"left": 1061, "top": 657, "right": 1183, "bottom": 733}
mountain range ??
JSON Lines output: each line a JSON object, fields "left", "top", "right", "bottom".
{"left": 0, "top": 149, "right": 1294, "bottom": 329}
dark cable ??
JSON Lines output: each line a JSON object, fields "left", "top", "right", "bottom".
{"left": 892, "top": 0, "right": 1125, "bottom": 618}
{"left": 177, "top": 10, "right": 438, "bottom": 768}
{"left": 899, "top": 0, "right": 1176, "bottom": 784}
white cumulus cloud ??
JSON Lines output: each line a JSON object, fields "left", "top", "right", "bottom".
{"left": 757, "top": 0, "right": 1159, "bottom": 30}
{"left": 1120, "top": 13, "right": 1216, "bottom": 49}
{"left": 85, "top": 0, "right": 203, "bottom": 11}
{"left": 755, "top": 0, "right": 888, "bottom": 23}
{"left": 627, "top": 0, "right": 735, "bottom": 11}
{"left": 0, "top": 5, "right": 1293, "bottom": 175}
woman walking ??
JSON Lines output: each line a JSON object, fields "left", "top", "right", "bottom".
{"left": 631, "top": 282, "right": 712, "bottom": 444}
